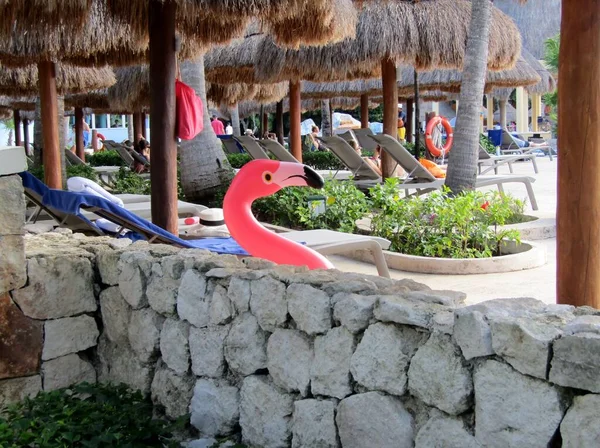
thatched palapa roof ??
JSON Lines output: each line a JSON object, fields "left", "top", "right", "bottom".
{"left": 207, "top": 82, "right": 289, "bottom": 106}
{"left": 0, "top": 64, "right": 116, "bottom": 96}
{"left": 252, "top": 0, "right": 522, "bottom": 84}
{"left": 520, "top": 48, "right": 556, "bottom": 94}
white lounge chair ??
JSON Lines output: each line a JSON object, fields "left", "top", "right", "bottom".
{"left": 370, "top": 134, "right": 539, "bottom": 211}
{"left": 478, "top": 145, "right": 538, "bottom": 175}
{"left": 317, "top": 136, "right": 382, "bottom": 182}
{"left": 501, "top": 131, "right": 554, "bottom": 161}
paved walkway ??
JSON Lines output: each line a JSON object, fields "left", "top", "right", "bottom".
{"left": 330, "top": 157, "right": 558, "bottom": 305}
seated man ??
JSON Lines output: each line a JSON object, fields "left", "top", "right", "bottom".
{"left": 510, "top": 132, "right": 546, "bottom": 148}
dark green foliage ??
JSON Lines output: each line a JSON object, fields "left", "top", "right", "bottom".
{"left": 300, "top": 152, "right": 345, "bottom": 170}
{"left": 86, "top": 151, "right": 125, "bottom": 167}
{"left": 252, "top": 179, "right": 370, "bottom": 233}
{"left": 369, "top": 182, "right": 524, "bottom": 258}
{"left": 226, "top": 153, "right": 253, "bottom": 169}
{"left": 404, "top": 141, "right": 427, "bottom": 158}
{"left": 0, "top": 382, "right": 186, "bottom": 448}
{"left": 480, "top": 135, "right": 497, "bottom": 154}
{"left": 111, "top": 167, "right": 151, "bottom": 196}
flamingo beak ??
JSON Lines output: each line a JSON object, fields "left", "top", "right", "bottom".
{"left": 275, "top": 163, "right": 325, "bottom": 189}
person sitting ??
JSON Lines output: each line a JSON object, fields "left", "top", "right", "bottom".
{"left": 133, "top": 139, "right": 150, "bottom": 174}
{"left": 303, "top": 125, "right": 321, "bottom": 152}
{"left": 351, "top": 140, "right": 382, "bottom": 176}
{"left": 510, "top": 133, "right": 546, "bottom": 148}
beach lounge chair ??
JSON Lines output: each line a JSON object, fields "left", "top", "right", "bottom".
{"left": 501, "top": 131, "right": 554, "bottom": 160}
{"left": 234, "top": 136, "right": 271, "bottom": 160}
{"left": 370, "top": 134, "right": 539, "bottom": 210}
{"left": 478, "top": 145, "right": 538, "bottom": 175}
{"left": 20, "top": 172, "right": 391, "bottom": 277}
{"left": 218, "top": 135, "right": 244, "bottom": 154}
{"left": 236, "top": 136, "right": 352, "bottom": 180}
{"left": 258, "top": 139, "right": 300, "bottom": 163}
{"left": 317, "top": 136, "right": 382, "bottom": 182}
{"left": 20, "top": 171, "right": 105, "bottom": 235}
{"left": 353, "top": 128, "right": 380, "bottom": 152}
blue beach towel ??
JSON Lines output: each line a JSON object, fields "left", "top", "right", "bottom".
{"left": 18, "top": 172, "right": 249, "bottom": 256}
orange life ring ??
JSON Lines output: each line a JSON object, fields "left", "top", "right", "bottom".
{"left": 425, "top": 116, "right": 453, "bottom": 157}
{"left": 96, "top": 133, "right": 106, "bottom": 141}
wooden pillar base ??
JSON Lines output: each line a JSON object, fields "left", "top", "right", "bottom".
{"left": 381, "top": 58, "right": 398, "bottom": 178}
{"left": 289, "top": 80, "right": 302, "bottom": 163}
{"left": 360, "top": 94, "right": 369, "bottom": 129}
{"left": 74, "top": 107, "right": 85, "bottom": 161}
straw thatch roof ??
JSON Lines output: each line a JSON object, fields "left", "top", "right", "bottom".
{"left": 107, "top": 66, "right": 149, "bottom": 112}
{"left": 494, "top": 0, "right": 560, "bottom": 59}
{"left": 65, "top": 90, "right": 112, "bottom": 110}
{"left": 207, "top": 81, "right": 289, "bottom": 107}
{"left": 520, "top": 48, "right": 556, "bottom": 94}
{"left": 252, "top": 0, "right": 522, "bottom": 84}
{"left": 0, "top": 0, "right": 147, "bottom": 67}
{"left": 263, "top": 0, "right": 358, "bottom": 49}
{"left": 0, "top": 64, "right": 116, "bottom": 96}
{"left": 0, "top": 95, "right": 36, "bottom": 111}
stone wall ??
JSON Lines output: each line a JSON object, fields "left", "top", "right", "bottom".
{"left": 2, "top": 230, "right": 600, "bottom": 447}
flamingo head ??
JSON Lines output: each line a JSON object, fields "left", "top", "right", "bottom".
{"left": 232, "top": 160, "right": 325, "bottom": 200}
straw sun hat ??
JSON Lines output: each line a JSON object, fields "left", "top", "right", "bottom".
{"left": 182, "top": 208, "right": 231, "bottom": 238}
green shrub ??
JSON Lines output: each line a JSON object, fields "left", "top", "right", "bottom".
{"left": 404, "top": 141, "right": 427, "bottom": 158}
{"left": 226, "top": 153, "right": 253, "bottom": 169}
{"left": 480, "top": 135, "right": 497, "bottom": 154}
{"left": 0, "top": 382, "right": 185, "bottom": 448}
{"left": 253, "top": 179, "right": 369, "bottom": 233}
{"left": 86, "top": 150, "right": 125, "bottom": 167}
{"left": 369, "top": 181, "right": 524, "bottom": 258}
{"left": 111, "top": 167, "right": 151, "bottom": 195}
{"left": 301, "top": 151, "right": 345, "bottom": 170}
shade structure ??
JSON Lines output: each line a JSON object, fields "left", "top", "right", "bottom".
{"left": 520, "top": 48, "right": 556, "bottom": 95}
{"left": 0, "top": 64, "right": 116, "bottom": 96}
{"left": 64, "top": 90, "right": 112, "bottom": 111}
{"left": 208, "top": 82, "right": 289, "bottom": 106}
{"left": 252, "top": 0, "right": 522, "bottom": 84}
{"left": 107, "top": 66, "right": 150, "bottom": 113}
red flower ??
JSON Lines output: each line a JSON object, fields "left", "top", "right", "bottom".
{"left": 481, "top": 201, "right": 490, "bottom": 210}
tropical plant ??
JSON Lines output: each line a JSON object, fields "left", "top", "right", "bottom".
{"left": 178, "top": 57, "right": 235, "bottom": 203}
{"left": 0, "top": 382, "right": 185, "bottom": 448}
{"left": 29, "top": 164, "right": 99, "bottom": 182}
{"left": 227, "top": 153, "right": 253, "bottom": 169}
{"left": 445, "top": 0, "right": 493, "bottom": 193}
{"left": 86, "top": 150, "right": 125, "bottom": 167}
{"left": 369, "top": 181, "right": 523, "bottom": 258}
{"left": 542, "top": 34, "right": 559, "bottom": 135}
{"left": 480, "top": 135, "right": 496, "bottom": 154}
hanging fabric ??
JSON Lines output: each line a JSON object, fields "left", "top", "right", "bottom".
{"left": 175, "top": 59, "right": 204, "bottom": 140}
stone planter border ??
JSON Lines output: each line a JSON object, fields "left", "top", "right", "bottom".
{"left": 264, "top": 223, "right": 547, "bottom": 275}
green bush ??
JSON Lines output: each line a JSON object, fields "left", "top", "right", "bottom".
{"left": 369, "top": 181, "right": 524, "bottom": 258}
{"left": 111, "top": 167, "right": 151, "bottom": 195}
{"left": 226, "top": 153, "right": 253, "bottom": 169}
{"left": 480, "top": 135, "right": 497, "bottom": 154}
{"left": 301, "top": 151, "right": 345, "bottom": 170}
{"left": 0, "top": 382, "right": 185, "bottom": 448}
{"left": 253, "top": 179, "right": 369, "bottom": 233}
{"left": 404, "top": 141, "right": 427, "bottom": 158}
{"left": 86, "top": 150, "right": 125, "bottom": 167}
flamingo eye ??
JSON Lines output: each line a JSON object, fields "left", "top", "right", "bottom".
{"left": 262, "top": 171, "right": 273, "bottom": 184}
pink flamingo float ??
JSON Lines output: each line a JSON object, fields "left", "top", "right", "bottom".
{"left": 223, "top": 160, "right": 335, "bottom": 270}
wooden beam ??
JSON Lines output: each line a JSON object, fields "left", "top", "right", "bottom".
{"left": 38, "top": 61, "right": 61, "bottom": 189}
{"left": 23, "top": 118, "right": 30, "bottom": 154}
{"left": 262, "top": 112, "right": 268, "bottom": 138}
{"left": 141, "top": 113, "right": 147, "bottom": 139}
{"left": 406, "top": 99, "right": 414, "bottom": 143}
{"left": 13, "top": 110, "right": 22, "bottom": 147}
{"left": 275, "top": 100, "right": 284, "bottom": 144}
{"left": 133, "top": 112, "right": 142, "bottom": 143}
{"left": 381, "top": 58, "right": 397, "bottom": 178}
{"left": 149, "top": 0, "right": 178, "bottom": 234}
{"left": 414, "top": 70, "right": 421, "bottom": 159}
{"left": 360, "top": 94, "right": 369, "bottom": 128}
{"left": 557, "top": 0, "right": 600, "bottom": 308}
{"left": 74, "top": 107, "right": 85, "bottom": 161}
{"left": 289, "top": 80, "right": 302, "bottom": 163}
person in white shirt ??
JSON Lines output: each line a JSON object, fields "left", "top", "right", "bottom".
{"left": 225, "top": 122, "right": 233, "bottom": 135}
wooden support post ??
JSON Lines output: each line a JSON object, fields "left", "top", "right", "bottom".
{"left": 23, "top": 118, "right": 30, "bottom": 154}
{"left": 141, "top": 113, "right": 147, "bottom": 139}
{"left": 13, "top": 110, "right": 22, "bottom": 147}
{"left": 414, "top": 69, "right": 421, "bottom": 159}
{"left": 74, "top": 107, "right": 85, "bottom": 161}
{"left": 486, "top": 95, "right": 494, "bottom": 130}
{"left": 289, "top": 80, "right": 302, "bottom": 163}
{"left": 406, "top": 99, "right": 414, "bottom": 143}
{"left": 149, "top": 0, "right": 178, "bottom": 234}
{"left": 262, "top": 112, "right": 268, "bottom": 138}
{"left": 381, "top": 58, "right": 398, "bottom": 178}
{"left": 133, "top": 112, "right": 143, "bottom": 143}
{"left": 360, "top": 94, "right": 369, "bottom": 129}
{"left": 557, "top": 0, "right": 600, "bottom": 308}
{"left": 38, "top": 61, "right": 62, "bottom": 189}
{"left": 499, "top": 99, "right": 507, "bottom": 130}
{"left": 91, "top": 130, "right": 99, "bottom": 152}
{"left": 275, "top": 100, "right": 284, "bottom": 145}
